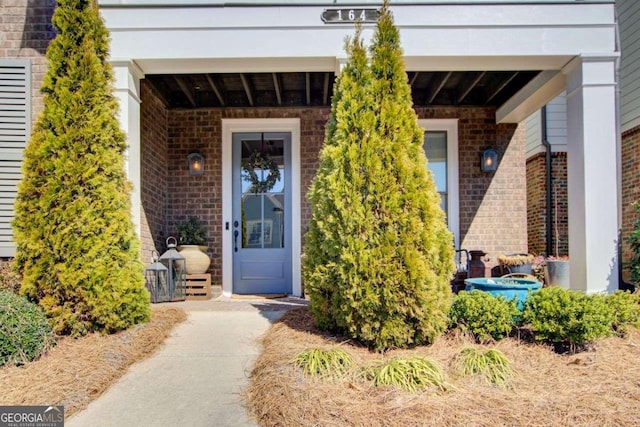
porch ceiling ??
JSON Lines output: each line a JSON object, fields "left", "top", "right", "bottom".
{"left": 145, "top": 70, "right": 542, "bottom": 109}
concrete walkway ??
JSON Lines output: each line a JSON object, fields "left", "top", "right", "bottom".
{"left": 67, "top": 297, "right": 307, "bottom": 427}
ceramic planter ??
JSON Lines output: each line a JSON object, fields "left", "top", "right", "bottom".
{"left": 464, "top": 277, "right": 542, "bottom": 310}
{"left": 178, "top": 245, "right": 211, "bottom": 274}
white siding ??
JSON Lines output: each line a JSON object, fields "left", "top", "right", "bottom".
{"left": 545, "top": 92, "right": 567, "bottom": 150}
{"left": 527, "top": 92, "right": 568, "bottom": 158}
{"left": 525, "top": 110, "right": 543, "bottom": 158}
{"left": 0, "top": 60, "right": 30, "bottom": 257}
{"left": 618, "top": 0, "right": 640, "bottom": 132}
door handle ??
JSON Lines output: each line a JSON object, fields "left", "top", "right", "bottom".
{"left": 234, "top": 229, "right": 239, "bottom": 252}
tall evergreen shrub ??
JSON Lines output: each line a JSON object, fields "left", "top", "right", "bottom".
{"left": 13, "top": 0, "right": 150, "bottom": 336}
{"left": 303, "top": 3, "right": 455, "bottom": 351}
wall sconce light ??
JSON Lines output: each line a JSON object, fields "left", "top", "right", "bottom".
{"left": 481, "top": 148, "right": 498, "bottom": 173}
{"left": 188, "top": 152, "right": 204, "bottom": 176}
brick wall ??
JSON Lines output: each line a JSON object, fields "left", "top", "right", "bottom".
{"left": 0, "top": 0, "right": 56, "bottom": 125}
{"left": 622, "top": 125, "right": 640, "bottom": 280}
{"left": 526, "top": 152, "right": 569, "bottom": 257}
{"left": 140, "top": 81, "right": 168, "bottom": 264}
{"left": 551, "top": 153, "right": 568, "bottom": 256}
{"left": 151, "top": 104, "right": 529, "bottom": 285}
{"left": 166, "top": 109, "right": 222, "bottom": 283}
{"left": 416, "top": 107, "right": 529, "bottom": 264}
{"left": 527, "top": 153, "right": 546, "bottom": 255}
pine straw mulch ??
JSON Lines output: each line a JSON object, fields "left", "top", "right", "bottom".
{"left": 0, "top": 307, "right": 186, "bottom": 417}
{"left": 246, "top": 307, "right": 640, "bottom": 427}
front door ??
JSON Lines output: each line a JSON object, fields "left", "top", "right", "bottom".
{"left": 232, "top": 132, "right": 292, "bottom": 294}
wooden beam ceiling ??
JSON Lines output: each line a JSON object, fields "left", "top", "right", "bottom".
{"left": 457, "top": 71, "right": 486, "bottom": 104}
{"left": 174, "top": 76, "right": 196, "bottom": 107}
{"left": 239, "top": 73, "right": 254, "bottom": 107}
{"left": 205, "top": 74, "right": 225, "bottom": 107}
{"left": 146, "top": 70, "right": 540, "bottom": 110}
{"left": 272, "top": 73, "right": 282, "bottom": 106}
{"left": 429, "top": 72, "right": 452, "bottom": 104}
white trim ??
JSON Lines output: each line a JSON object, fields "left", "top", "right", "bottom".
{"left": 221, "top": 118, "right": 301, "bottom": 297}
{"left": 496, "top": 70, "right": 565, "bottom": 124}
{"left": 418, "top": 119, "right": 460, "bottom": 250}
{"left": 112, "top": 64, "right": 142, "bottom": 238}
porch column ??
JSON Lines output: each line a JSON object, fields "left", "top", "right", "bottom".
{"left": 112, "top": 61, "right": 144, "bottom": 237}
{"left": 564, "top": 55, "right": 619, "bottom": 293}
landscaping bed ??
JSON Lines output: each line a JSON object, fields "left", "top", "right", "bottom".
{"left": 246, "top": 307, "right": 640, "bottom": 426}
{"left": 0, "top": 307, "right": 186, "bottom": 417}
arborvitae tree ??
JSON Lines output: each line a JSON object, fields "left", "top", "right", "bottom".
{"left": 303, "top": 4, "right": 455, "bottom": 351}
{"left": 304, "top": 28, "right": 374, "bottom": 331}
{"left": 12, "top": 0, "right": 150, "bottom": 336}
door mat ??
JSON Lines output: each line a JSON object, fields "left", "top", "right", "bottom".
{"left": 231, "top": 293, "right": 289, "bottom": 300}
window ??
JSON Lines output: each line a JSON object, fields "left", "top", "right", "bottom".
{"left": 419, "top": 119, "right": 459, "bottom": 248}
{"left": 423, "top": 131, "right": 448, "bottom": 215}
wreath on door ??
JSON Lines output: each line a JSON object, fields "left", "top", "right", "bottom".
{"left": 242, "top": 151, "right": 281, "bottom": 193}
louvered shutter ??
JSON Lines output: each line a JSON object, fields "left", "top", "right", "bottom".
{"left": 0, "top": 60, "right": 31, "bottom": 257}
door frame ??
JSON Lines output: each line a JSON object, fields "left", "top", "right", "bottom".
{"left": 222, "top": 118, "right": 302, "bottom": 297}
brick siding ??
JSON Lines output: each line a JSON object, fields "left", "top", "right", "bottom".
{"left": 527, "top": 153, "right": 546, "bottom": 255}
{"left": 526, "top": 152, "right": 569, "bottom": 257}
{"left": 416, "top": 107, "right": 529, "bottom": 265}
{"left": 140, "top": 81, "right": 169, "bottom": 264}
{"left": 622, "top": 125, "right": 640, "bottom": 280}
{"left": 141, "top": 100, "right": 530, "bottom": 285}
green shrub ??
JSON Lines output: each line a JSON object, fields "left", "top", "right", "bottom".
{"left": 606, "top": 291, "right": 640, "bottom": 335}
{"left": 12, "top": 0, "right": 150, "bottom": 335}
{"left": 364, "top": 356, "right": 449, "bottom": 393}
{"left": 453, "top": 347, "right": 513, "bottom": 386}
{"left": 0, "top": 290, "right": 55, "bottom": 366}
{"left": 0, "top": 259, "right": 20, "bottom": 294}
{"left": 293, "top": 348, "right": 354, "bottom": 379}
{"left": 303, "top": 2, "right": 454, "bottom": 351}
{"left": 176, "top": 216, "right": 207, "bottom": 245}
{"left": 449, "top": 290, "right": 519, "bottom": 342}
{"left": 521, "top": 287, "right": 614, "bottom": 348}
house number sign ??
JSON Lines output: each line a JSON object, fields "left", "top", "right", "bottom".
{"left": 321, "top": 8, "right": 380, "bottom": 24}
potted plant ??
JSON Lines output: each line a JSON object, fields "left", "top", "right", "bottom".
{"left": 545, "top": 256, "right": 569, "bottom": 288}
{"left": 497, "top": 253, "right": 535, "bottom": 275}
{"left": 531, "top": 255, "right": 546, "bottom": 283}
{"left": 176, "top": 216, "right": 210, "bottom": 274}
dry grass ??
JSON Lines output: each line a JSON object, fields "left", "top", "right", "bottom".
{"left": 246, "top": 307, "right": 640, "bottom": 426}
{"left": 0, "top": 307, "right": 186, "bottom": 417}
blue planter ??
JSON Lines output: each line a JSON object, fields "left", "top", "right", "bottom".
{"left": 464, "top": 277, "right": 542, "bottom": 310}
